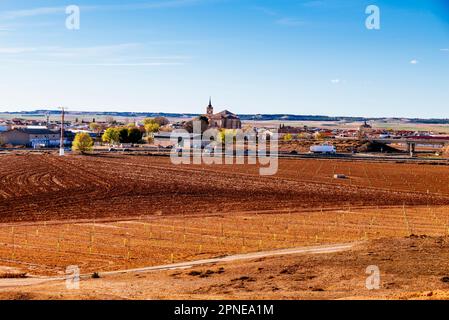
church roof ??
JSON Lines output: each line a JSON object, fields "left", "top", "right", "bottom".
{"left": 210, "top": 110, "right": 240, "bottom": 120}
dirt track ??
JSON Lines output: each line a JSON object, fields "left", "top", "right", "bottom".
{"left": 2, "top": 236, "right": 449, "bottom": 300}
{"left": 0, "top": 242, "right": 355, "bottom": 289}
{"left": 1, "top": 154, "right": 449, "bottom": 223}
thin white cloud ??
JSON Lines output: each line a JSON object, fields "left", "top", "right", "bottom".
{"left": 0, "top": 7, "right": 64, "bottom": 20}
{"left": 78, "top": 62, "right": 185, "bottom": 67}
{"left": 0, "top": 26, "right": 13, "bottom": 31}
{"left": 0, "top": 47, "right": 39, "bottom": 54}
{"left": 0, "top": 0, "right": 205, "bottom": 20}
{"left": 302, "top": 1, "right": 325, "bottom": 8}
{"left": 410, "top": 59, "right": 419, "bottom": 65}
{"left": 253, "top": 6, "right": 277, "bottom": 16}
{"left": 276, "top": 18, "right": 305, "bottom": 27}
{"left": 331, "top": 79, "right": 341, "bottom": 84}
{"left": 0, "top": 43, "right": 140, "bottom": 57}
{"left": 0, "top": 43, "right": 190, "bottom": 67}
{"left": 254, "top": 5, "right": 306, "bottom": 28}
{"left": 0, "top": 58, "right": 185, "bottom": 67}
{"left": 441, "top": 48, "right": 449, "bottom": 52}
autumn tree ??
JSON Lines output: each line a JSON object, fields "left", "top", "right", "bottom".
{"left": 314, "top": 132, "right": 326, "bottom": 140}
{"left": 102, "top": 128, "right": 120, "bottom": 145}
{"left": 72, "top": 133, "right": 94, "bottom": 154}
{"left": 283, "top": 133, "right": 293, "bottom": 142}
{"left": 143, "top": 118, "right": 156, "bottom": 125}
{"left": 144, "top": 122, "right": 160, "bottom": 135}
{"left": 218, "top": 129, "right": 237, "bottom": 144}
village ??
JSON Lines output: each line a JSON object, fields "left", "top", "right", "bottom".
{"left": 1, "top": 100, "right": 449, "bottom": 158}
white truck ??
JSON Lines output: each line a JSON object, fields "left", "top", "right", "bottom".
{"left": 310, "top": 145, "right": 336, "bottom": 154}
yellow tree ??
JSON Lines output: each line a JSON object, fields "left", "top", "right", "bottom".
{"left": 102, "top": 128, "right": 120, "bottom": 145}
{"left": 144, "top": 122, "right": 160, "bottom": 134}
{"left": 72, "top": 133, "right": 94, "bottom": 154}
{"left": 283, "top": 133, "right": 293, "bottom": 141}
{"left": 89, "top": 122, "right": 102, "bottom": 134}
{"left": 144, "top": 122, "right": 160, "bottom": 143}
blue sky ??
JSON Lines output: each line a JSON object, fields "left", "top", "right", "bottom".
{"left": 0, "top": 0, "right": 448, "bottom": 117}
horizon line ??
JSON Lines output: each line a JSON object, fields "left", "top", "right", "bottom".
{"left": 1, "top": 109, "right": 449, "bottom": 121}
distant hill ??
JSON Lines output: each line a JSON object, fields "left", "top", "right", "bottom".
{"left": 2, "top": 110, "right": 449, "bottom": 124}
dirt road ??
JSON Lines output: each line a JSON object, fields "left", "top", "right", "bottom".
{"left": 0, "top": 242, "right": 356, "bottom": 289}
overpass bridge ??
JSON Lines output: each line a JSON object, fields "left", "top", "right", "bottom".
{"left": 370, "top": 137, "right": 449, "bottom": 156}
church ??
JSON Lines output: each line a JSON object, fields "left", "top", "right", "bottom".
{"left": 204, "top": 98, "right": 242, "bottom": 129}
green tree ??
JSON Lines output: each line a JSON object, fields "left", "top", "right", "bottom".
{"left": 102, "top": 128, "right": 120, "bottom": 145}
{"left": 72, "top": 133, "right": 93, "bottom": 154}
{"left": 127, "top": 127, "right": 143, "bottom": 143}
{"left": 118, "top": 127, "right": 129, "bottom": 143}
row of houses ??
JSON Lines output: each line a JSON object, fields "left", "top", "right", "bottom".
{"left": 0, "top": 128, "right": 74, "bottom": 148}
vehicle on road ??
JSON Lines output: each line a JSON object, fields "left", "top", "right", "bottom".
{"left": 310, "top": 145, "right": 337, "bottom": 154}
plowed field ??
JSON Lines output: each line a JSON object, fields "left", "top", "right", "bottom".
{"left": 1, "top": 154, "right": 449, "bottom": 223}
{"left": 2, "top": 153, "right": 449, "bottom": 277}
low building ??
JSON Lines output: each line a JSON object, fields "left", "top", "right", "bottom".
{"left": 0, "top": 124, "right": 9, "bottom": 132}
{"left": 0, "top": 128, "right": 62, "bottom": 147}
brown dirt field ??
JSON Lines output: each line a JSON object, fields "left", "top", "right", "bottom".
{"left": 2, "top": 153, "right": 449, "bottom": 299}
{"left": 1, "top": 153, "right": 449, "bottom": 223}
{"left": 1, "top": 205, "right": 449, "bottom": 277}
{"left": 2, "top": 236, "right": 449, "bottom": 300}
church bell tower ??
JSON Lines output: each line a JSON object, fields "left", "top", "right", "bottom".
{"left": 207, "top": 97, "right": 213, "bottom": 115}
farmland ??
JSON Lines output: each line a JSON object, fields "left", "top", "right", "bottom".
{"left": 2, "top": 153, "right": 449, "bottom": 298}
{"left": 1, "top": 154, "right": 449, "bottom": 223}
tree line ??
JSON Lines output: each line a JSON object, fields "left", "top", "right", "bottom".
{"left": 72, "top": 117, "right": 167, "bottom": 153}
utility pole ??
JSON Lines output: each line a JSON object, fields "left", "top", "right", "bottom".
{"left": 45, "top": 112, "right": 50, "bottom": 127}
{"left": 59, "top": 107, "right": 65, "bottom": 156}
